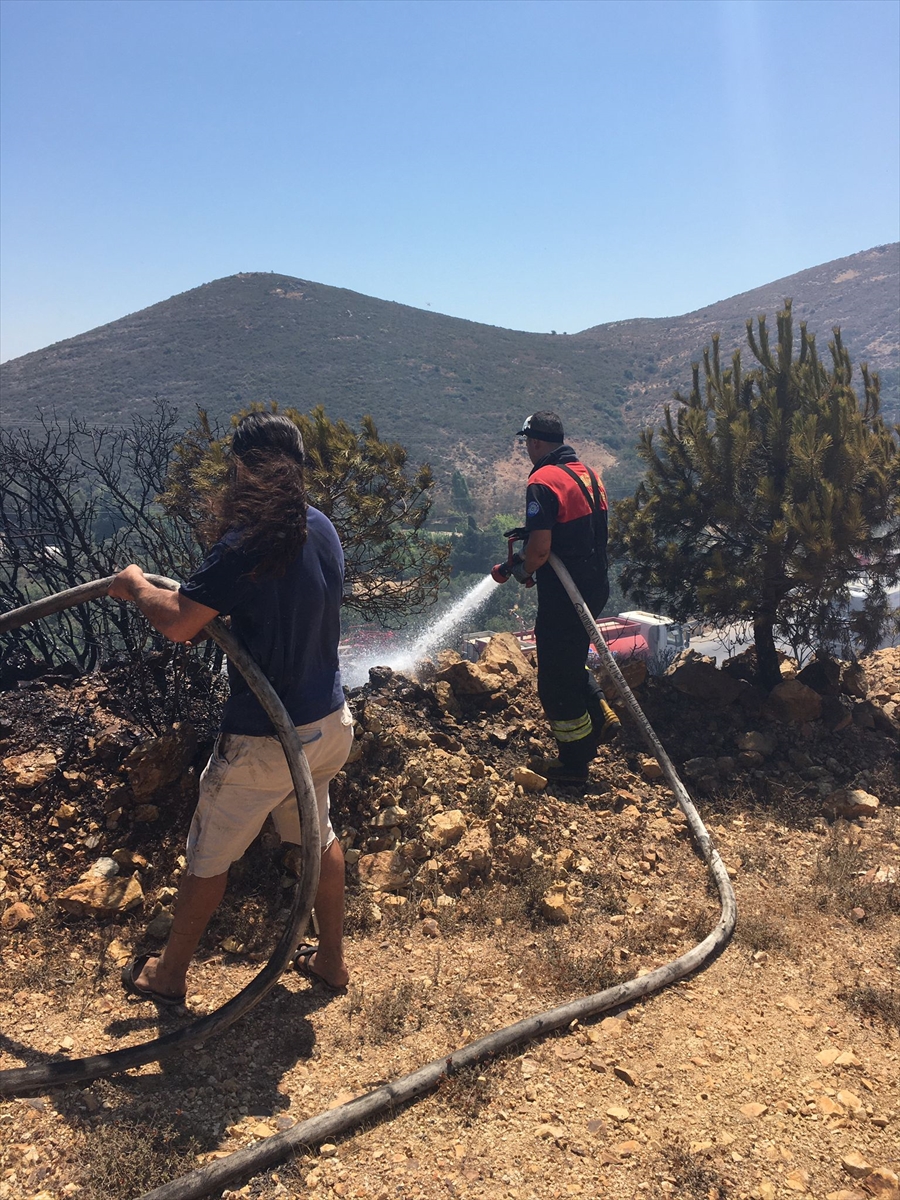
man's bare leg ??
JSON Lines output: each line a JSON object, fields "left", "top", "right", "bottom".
{"left": 306, "top": 839, "right": 349, "bottom": 988}
{"left": 134, "top": 871, "right": 229, "bottom": 998}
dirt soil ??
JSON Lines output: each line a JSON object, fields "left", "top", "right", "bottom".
{"left": 0, "top": 645, "right": 898, "bottom": 1200}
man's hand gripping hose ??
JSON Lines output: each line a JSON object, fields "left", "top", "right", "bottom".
{"left": 490, "top": 528, "right": 535, "bottom": 586}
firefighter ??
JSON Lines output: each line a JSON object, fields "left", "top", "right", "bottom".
{"left": 499, "top": 411, "right": 620, "bottom": 783}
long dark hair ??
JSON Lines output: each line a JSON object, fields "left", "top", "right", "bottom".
{"left": 211, "top": 412, "right": 308, "bottom": 579}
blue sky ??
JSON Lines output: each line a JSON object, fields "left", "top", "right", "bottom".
{"left": 1, "top": 0, "right": 898, "bottom": 362}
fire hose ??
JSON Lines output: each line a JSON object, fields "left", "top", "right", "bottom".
{"left": 1, "top": 562, "right": 736, "bottom": 1199}
{"left": 138, "top": 554, "right": 737, "bottom": 1200}
{"left": 0, "top": 574, "right": 321, "bottom": 1097}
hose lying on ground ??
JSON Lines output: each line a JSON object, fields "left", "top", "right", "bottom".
{"left": 0, "top": 575, "right": 321, "bottom": 1097}
{"left": 137, "top": 556, "right": 737, "bottom": 1200}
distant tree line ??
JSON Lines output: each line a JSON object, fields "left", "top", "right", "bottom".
{"left": 0, "top": 401, "right": 450, "bottom": 685}
{"left": 2, "top": 306, "right": 896, "bottom": 696}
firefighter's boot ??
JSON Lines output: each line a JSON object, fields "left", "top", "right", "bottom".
{"left": 530, "top": 727, "right": 594, "bottom": 784}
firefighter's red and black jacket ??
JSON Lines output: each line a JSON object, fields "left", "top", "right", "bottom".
{"left": 523, "top": 443, "right": 609, "bottom": 582}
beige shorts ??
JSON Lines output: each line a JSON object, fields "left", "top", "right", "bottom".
{"left": 185, "top": 702, "right": 354, "bottom": 878}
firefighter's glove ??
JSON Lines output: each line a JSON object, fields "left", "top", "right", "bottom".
{"left": 509, "top": 554, "right": 533, "bottom": 586}
{"left": 503, "top": 527, "right": 528, "bottom": 542}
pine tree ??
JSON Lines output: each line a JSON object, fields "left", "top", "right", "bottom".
{"left": 610, "top": 301, "right": 900, "bottom": 689}
{"left": 450, "top": 469, "right": 476, "bottom": 516}
{"left": 161, "top": 403, "right": 450, "bottom": 625}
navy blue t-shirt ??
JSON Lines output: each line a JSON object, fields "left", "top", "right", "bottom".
{"left": 180, "top": 507, "right": 345, "bottom": 735}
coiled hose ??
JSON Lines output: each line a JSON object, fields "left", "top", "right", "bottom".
{"left": 0, "top": 574, "right": 321, "bottom": 1097}
{"left": 136, "top": 555, "right": 737, "bottom": 1200}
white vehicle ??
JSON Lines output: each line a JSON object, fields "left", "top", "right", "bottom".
{"left": 846, "top": 575, "right": 900, "bottom": 650}
{"left": 616, "top": 610, "right": 688, "bottom": 661}
{"left": 466, "top": 611, "right": 688, "bottom": 672}
{"left": 847, "top": 575, "right": 900, "bottom": 614}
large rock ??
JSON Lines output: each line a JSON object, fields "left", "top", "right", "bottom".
{"left": 370, "top": 805, "right": 408, "bottom": 829}
{"left": 822, "top": 694, "right": 854, "bottom": 733}
{"left": 1, "top": 901, "right": 36, "bottom": 929}
{"left": 478, "top": 633, "right": 534, "bottom": 681}
{"left": 853, "top": 700, "right": 897, "bottom": 734}
{"left": 432, "top": 680, "right": 461, "bottom": 716}
{"left": 763, "top": 679, "right": 823, "bottom": 724}
{"left": 355, "top": 850, "right": 411, "bottom": 894}
{"left": 666, "top": 659, "right": 744, "bottom": 706}
{"left": 823, "top": 789, "right": 880, "bottom": 820}
{"left": 1, "top": 748, "right": 57, "bottom": 789}
{"left": 425, "top": 809, "right": 467, "bottom": 849}
{"left": 88, "top": 726, "right": 139, "bottom": 763}
{"left": 495, "top": 835, "right": 534, "bottom": 876}
{"left": 738, "top": 750, "right": 765, "bottom": 769}
{"left": 443, "top": 822, "right": 493, "bottom": 891}
{"left": 539, "top": 882, "right": 581, "bottom": 923}
{"left": 513, "top": 766, "right": 547, "bottom": 792}
{"left": 797, "top": 657, "right": 842, "bottom": 696}
{"left": 860, "top": 1167, "right": 899, "bottom": 1197}
{"left": 721, "top": 647, "right": 760, "bottom": 683}
{"left": 57, "top": 859, "right": 144, "bottom": 916}
{"left": 840, "top": 662, "right": 870, "bottom": 700}
{"left": 841, "top": 1152, "right": 873, "bottom": 1180}
{"left": 683, "top": 756, "right": 721, "bottom": 792}
{"left": 436, "top": 658, "right": 498, "bottom": 696}
{"left": 640, "top": 755, "right": 663, "bottom": 780}
{"left": 737, "top": 730, "right": 776, "bottom": 757}
{"left": 122, "top": 722, "right": 197, "bottom": 797}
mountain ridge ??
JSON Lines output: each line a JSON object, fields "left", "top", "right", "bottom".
{"left": 2, "top": 243, "right": 896, "bottom": 514}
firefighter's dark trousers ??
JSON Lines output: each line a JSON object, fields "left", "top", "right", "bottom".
{"left": 534, "top": 565, "right": 610, "bottom": 768}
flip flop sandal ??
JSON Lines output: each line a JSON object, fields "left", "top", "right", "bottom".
{"left": 121, "top": 953, "right": 186, "bottom": 1007}
{"left": 291, "top": 944, "right": 346, "bottom": 995}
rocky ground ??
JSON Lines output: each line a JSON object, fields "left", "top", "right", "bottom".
{"left": 0, "top": 640, "right": 898, "bottom": 1200}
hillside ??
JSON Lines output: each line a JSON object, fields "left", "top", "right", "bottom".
{"left": 1, "top": 244, "right": 897, "bottom": 514}
{"left": 0, "top": 642, "right": 898, "bottom": 1199}
{"left": 575, "top": 244, "right": 900, "bottom": 435}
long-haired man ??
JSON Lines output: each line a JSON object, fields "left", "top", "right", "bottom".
{"left": 109, "top": 412, "right": 352, "bottom": 1003}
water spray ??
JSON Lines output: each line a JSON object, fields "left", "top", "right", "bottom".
{"left": 341, "top": 573, "right": 499, "bottom": 687}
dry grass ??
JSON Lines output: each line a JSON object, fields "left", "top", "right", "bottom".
{"left": 658, "top": 1135, "right": 732, "bottom": 1199}
{"left": 73, "top": 1117, "right": 200, "bottom": 1200}
{"left": 813, "top": 823, "right": 900, "bottom": 919}
{"left": 435, "top": 1063, "right": 494, "bottom": 1126}
{"left": 866, "top": 761, "right": 900, "bottom": 809}
{"left": 617, "top": 910, "right": 685, "bottom": 957}
{"left": 467, "top": 779, "right": 495, "bottom": 820}
{"left": 361, "top": 977, "right": 422, "bottom": 1044}
{"left": 343, "top": 888, "right": 381, "bottom": 936}
{"left": 731, "top": 839, "right": 786, "bottom": 880}
{"left": 441, "top": 983, "right": 479, "bottom": 1029}
{"left": 733, "top": 906, "right": 794, "bottom": 956}
{"left": 837, "top": 977, "right": 900, "bottom": 1030}
{"left": 534, "top": 934, "right": 627, "bottom": 996}
{"left": 462, "top": 879, "right": 528, "bottom": 929}
{"left": 579, "top": 865, "right": 626, "bottom": 915}
{"left": 502, "top": 786, "right": 541, "bottom": 834}
{"left": 518, "top": 862, "right": 564, "bottom": 924}
{"left": 0, "top": 906, "right": 107, "bottom": 1001}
